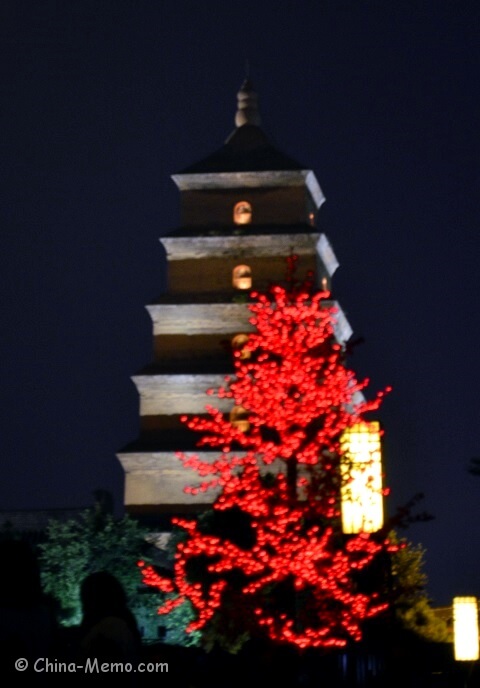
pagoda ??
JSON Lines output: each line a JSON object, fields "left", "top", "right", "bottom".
{"left": 117, "top": 80, "right": 353, "bottom": 526}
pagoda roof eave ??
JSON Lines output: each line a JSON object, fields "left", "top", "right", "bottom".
{"left": 171, "top": 169, "right": 325, "bottom": 209}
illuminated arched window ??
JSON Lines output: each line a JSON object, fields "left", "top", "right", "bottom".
{"left": 232, "top": 264, "right": 252, "bottom": 290}
{"left": 230, "top": 405, "right": 250, "bottom": 433}
{"left": 232, "top": 334, "right": 251, "bottom": 360}
{"left": 233, "top": 201, "right": 252, "bottom": 225}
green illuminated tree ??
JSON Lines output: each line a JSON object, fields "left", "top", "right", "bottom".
{"left": 389, "top": 531, "right": 451, "bottom": 643}
{"left": 39, "top": 508, "right": 200, "bottom": 646}
{"left": 39, "top": 510, "right": 152, "bottom": 626}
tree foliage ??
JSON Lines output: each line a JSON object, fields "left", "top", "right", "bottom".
{"left": 39, "top": 509, "right": 201, "bottom": 646}
{"left": 39, "top": 510, "right": 159, "bottom": 628}
{"left": 140, "top": 263, "right": 398, "bottom": 650}
{"left": 389, "top": 531, "right": 451, "bottom": 643}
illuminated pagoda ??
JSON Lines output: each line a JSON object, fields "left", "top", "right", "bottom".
{"left": 117, "top": 80, "right": 375, "bottom": 528}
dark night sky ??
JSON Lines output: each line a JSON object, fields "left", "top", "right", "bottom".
{"left": 1, "top": 1, "right": 479, "bottom": 607}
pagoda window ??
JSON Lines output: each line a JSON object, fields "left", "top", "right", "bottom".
{"left": 230, "top": 405, "right": 250, "bottom": 433}
{"left": 233, "top": 201, "right": 252, "bottom": 225}
{"left": 232, "top": 264, "right": 252, "bottom": 290}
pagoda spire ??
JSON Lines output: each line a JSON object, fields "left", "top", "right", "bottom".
{"left": 234, "top": 77, "right": 261, "bottom": 128}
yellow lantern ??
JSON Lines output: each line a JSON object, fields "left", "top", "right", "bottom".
{"left": 340, "top": 421, "right": 383, "bottom": 534}
{"left": 453, "top": 596, "right": 479, "bottom": 661}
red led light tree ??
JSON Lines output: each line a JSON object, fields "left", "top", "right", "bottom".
{"left": 140, "top": 262, "right": 396, "bottom": 650}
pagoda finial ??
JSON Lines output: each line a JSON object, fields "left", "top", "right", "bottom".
{"left": 235, "top": 74, "right": 261, "bottom": 128}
